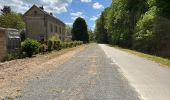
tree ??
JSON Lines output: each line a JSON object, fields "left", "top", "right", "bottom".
{"left": 65, "top": 25, "right": 72, "bottom": 36}
{"left": 0, "top": 13, "right": 25, "bottom": 30}
{"left": 88, "top": 29, "right": 95, "bottom": 42}
{"left": 71, "top": 17, "right": 89, "bottom": 43}
{"left": 1, "top": 6, "right": 11, "bottom": 14}
{"left": 95, "top": 12, "right": 108, "bottom": 43}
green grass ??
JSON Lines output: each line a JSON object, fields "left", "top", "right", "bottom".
{"left": 111, "top": 46, "right": 170, "bottom": 67}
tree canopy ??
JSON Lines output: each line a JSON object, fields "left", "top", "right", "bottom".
{"left": 95, "top": 0, "right": 170, "bottom": 58}
{"left": 71, "top": 17, "right": 89, "bottom": 43}
{"left": 1, "top": 6, "right": 11, "bottom": 14}
{"left": 0, "top": 6, "right": 25, "bottom": 30}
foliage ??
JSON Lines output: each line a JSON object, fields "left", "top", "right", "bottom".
{"left": 1, "top": 6, "right": 11, "bottom": 14}
{"left": 4, "top": 52, "right": 20, "bottom": 61}
{"left": 20, "top": 30, "right": 26, "bottom": 42}
{"left": 48, "top": 35, "right": 62, "bottom": 51}
{"left": 39, "top": 44, "right": 47, "bottom": 54}
{"left": 95, "top": 12, "right": 108, "bottom": 43}
{"left": 65, "top": 25, "right": 72, "bottom": 36}
{"left": 88, "top": 29, "right": 96, "bottom": 42}
{"left": 133, "top": 7, "right": 157, "bottom": 52}
{"left": 114, "top": 46, "right": 170, "bottom": 67}
{"left": 47, "top": 40, "right": 53, "bottom": 52}
{"left": 0, "top": 12, "right": 25, "bottom": 30}
{"left": 21, "top": 39, "right": 40, "bottom": 57}
{"left": 53, "top": 41, "right": 61, "bottom": 51}
{"left": 95, "top": 0, "right": 170, "bottom": 58}
{"left": 72, "top": 17, "right": 89, "bottom": 43}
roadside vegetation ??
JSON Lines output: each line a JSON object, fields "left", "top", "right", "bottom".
{"left": 112, "top": 46, "right": 170, "bottom": 67}
{"left": 72, "top": 17, "right": 89, "bottom": 43}
{"left": 4, "top": 36, "right": 83, "bottom": 61}
{"left": 95, "top": 0, "right": 170, "bottom": 59}
{"left": 0, "top": 6, "right": 90, "bottom": 62}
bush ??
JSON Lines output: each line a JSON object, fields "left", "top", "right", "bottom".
{"left": 3, "top": 53, "right": 20, "bottom": 61}
{"left": 21, "top": 38, "right": 40, "bottom": 57}
{"left": 39, "top": 44, "right": 47, "bottom": 54}
{"left": 53, "top": 40, "right": 61, "bottom": 51}
{"left": 47, "top": 40, "right": 53, "bottom": 52}
{"left": 60, "top": 41, "right": 83, "bottom": 49}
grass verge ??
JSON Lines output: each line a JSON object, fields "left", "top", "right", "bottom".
{"left": 111, "top": 45, "right": 170, "bottom": 67}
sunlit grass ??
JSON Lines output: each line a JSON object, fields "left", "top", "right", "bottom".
{"left": 111, "top": 45, "right": 170, "bottom": 67}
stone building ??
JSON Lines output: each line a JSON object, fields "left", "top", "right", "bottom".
{"left": 0, "top": 28, "right": 21, "bottom": 61}
{"left": 23, "top": 5, "right": 65, "bottom": 41}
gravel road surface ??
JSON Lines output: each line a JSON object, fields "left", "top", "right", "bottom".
{"left": 99, "top": 44, "right": 170, "bottom": 100}
{"left": 14, "top": 44, "right": 140, "bottom": 100}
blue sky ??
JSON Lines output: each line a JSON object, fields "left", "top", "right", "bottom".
{"left": 0, "top": 0, "right": 112, "bottom": 29}
{"left": 58, "top": 0, "right": 112, "bottom": 29}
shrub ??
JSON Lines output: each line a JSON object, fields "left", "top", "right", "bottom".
{"left": 47, "top": 40, "right": 53, "bottom": 52}
{"left": 3, "top": 52, "right": 20, "bottom": 61}
{"left": 53, "top": 40, "right": 61, "bottom": 50}
{"left": 21, "top": 38, "right": 40, "bottom": 57}
{"left": 39, "top": 44, "right": 47, "bottom": 54}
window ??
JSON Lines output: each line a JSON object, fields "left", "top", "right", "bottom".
{"left": 50, "top": 24, "right": 53, "bottom": 32}
{"left": 55, "top": 26, "right": 58, "bottom": 33}
{"left": 60, "top": 27, "right": 62, "bottom": 34}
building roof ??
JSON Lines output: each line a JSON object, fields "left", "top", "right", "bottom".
{"left": 24, "top": 5, "right": 65, "bottom": 26}
{"left": 0, "top": 27, "right": 18, "bottom": 31}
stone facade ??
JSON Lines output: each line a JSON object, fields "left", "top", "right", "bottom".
{"left": 24, "top": 5, "right": 65, "bottom": 41}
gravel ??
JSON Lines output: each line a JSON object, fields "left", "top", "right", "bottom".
{"left": 14, "top": 44, "right": 140, "bottom": 100}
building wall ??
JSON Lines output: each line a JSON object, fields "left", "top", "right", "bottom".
{"left": 24, "top": 5, "right": 65, "bottom": 41}
{"left": 24, "top": 7, "right": 47, "bottom": 41}
{"left": 47, "top": 16, "right": 65, "bottom": 41}
{"left": 0, "top": 29, "right": 7, "bottom": 61}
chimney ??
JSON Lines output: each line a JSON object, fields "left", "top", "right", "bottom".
{"left": 39, "top": 5, "right": 44, "bottom": 10}
{"left": 50, "top": 12, "right": 53, "bottom": 16}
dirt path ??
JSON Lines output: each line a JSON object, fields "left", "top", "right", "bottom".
{"left": 0, "top": 45, "right": 87, "bottom": 99}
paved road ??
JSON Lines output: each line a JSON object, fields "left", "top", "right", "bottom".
{"left": 99, "top": 44, "right": 170, "bottom": 100}
{"left": 15, "top": 44, "right": 140, "bottom": 100}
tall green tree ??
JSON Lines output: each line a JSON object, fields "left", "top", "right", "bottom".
{"left": 88, "top": 29, "right": 95, "bottom": 42}
{"left": 0, "top": 13, "right": 25, "bottom": 30}
{"left": 95, "top": 12, "right": 108, "bottom": 43}
{"left": 1, "top": 6, "right": 11, "bottom": 14}
{"left": 71, "top": 17, "right": 89, "bottom": 43}
{"left": 0, "top": 6, "right": 25, "bottom": 30}
{"left": 134, "top": 0, "right": 170, "bottom": 57}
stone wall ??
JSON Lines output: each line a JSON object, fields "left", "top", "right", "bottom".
{"left": 24, "top": 6, "right": 47, "bottom": 41}
{"left": 47, "top": 16, "right": 65, "bottom": 41}
{"left": 0, "top": 29, "right": 7, "bottom": 61}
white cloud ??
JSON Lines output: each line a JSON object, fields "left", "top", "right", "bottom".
{"left": 70, "top": 11, "right": 84, "bottom": 20}
{"left": 93, "top": 2, "right": 104, "bottom": 9}
{"left": 70, "top": 12, "right": 83, "bottom": 17}
{"left": 80, "top": 0, "right": 92, "bottom": 3}
{"left": 0, "top": 0, "right": 72, "bottom": 14}
{"left": 66, "top": 22, "right": 73, "bottom": 26}
{"left": 90, "top": 16, "right": 98, "bottom": 21}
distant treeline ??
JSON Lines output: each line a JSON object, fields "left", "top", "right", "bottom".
{"left": 95, "top": 0, "right": 170, "bottom": 58}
